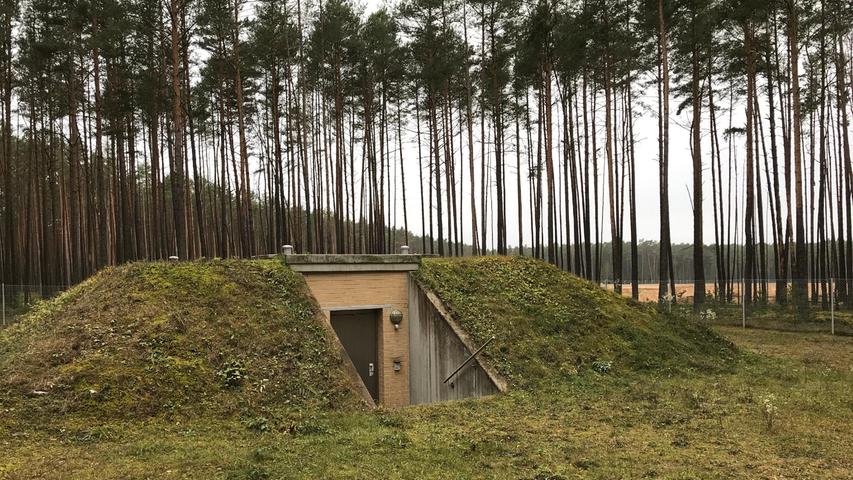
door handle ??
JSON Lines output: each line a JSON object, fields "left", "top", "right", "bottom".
{"left": 368, "top": 363, "right": 375, "bottom": 377}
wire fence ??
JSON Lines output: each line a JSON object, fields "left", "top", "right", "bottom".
{"left": 601, "top": 278, "right": 851, "bottom": 336}
{"left": 1, "top": 284, "right": 69, "bottom": 328}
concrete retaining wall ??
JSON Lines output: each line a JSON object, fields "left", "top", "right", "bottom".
{"left": 408, "top": 275, "right": 503, "bottom": 404}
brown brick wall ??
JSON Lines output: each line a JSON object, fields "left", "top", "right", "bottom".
{"left": 301, "top": 272, "right": 410, "bottom": 408}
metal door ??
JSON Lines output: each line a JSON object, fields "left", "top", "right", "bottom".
{"left": 330, "top": 309, "right": 379, "bottom": 401}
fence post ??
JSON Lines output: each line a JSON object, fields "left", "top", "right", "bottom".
{"left": 741, "top": 277, "right": 746, "bottom": 329}
{"left": 831, "top": 278, "right": 835, "bottom": 336}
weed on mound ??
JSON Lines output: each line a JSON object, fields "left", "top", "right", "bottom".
{"left": 414, "top": 256, "right": 736, "bottom": 386}
{"left": 0, "top": 260, "right": 360, "bottom": 422}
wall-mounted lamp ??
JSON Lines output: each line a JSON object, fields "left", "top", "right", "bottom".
{"left": 389, "top": 309, "right": 403, "bottom": 330}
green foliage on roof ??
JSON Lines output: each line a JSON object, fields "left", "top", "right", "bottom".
{"left": 414, "top": 256, "right": 736, "bottom": 386}
{"left": 0, "top": 260, "right": 361, "bottom": 421}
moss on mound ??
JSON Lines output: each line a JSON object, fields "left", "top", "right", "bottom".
{"left": 0, "top": 260, "right": 360, "bottom": 420}
{"left": 414, "top": 256, "right": 736, "bottom": 386}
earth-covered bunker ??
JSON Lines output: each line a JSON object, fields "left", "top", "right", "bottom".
{"left": 283, "top": 251, "right": 505, "bottom": 407}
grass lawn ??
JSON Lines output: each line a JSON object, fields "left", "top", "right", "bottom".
{"left": 2, "top": 326, "right": 851, "bottom": 479}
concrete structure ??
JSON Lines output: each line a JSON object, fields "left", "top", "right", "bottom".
{"left": 284, "top": 252, "right": 505, "bottom": 408}
{"left": 408, "top": 276, "right": 506, "bottom": 404}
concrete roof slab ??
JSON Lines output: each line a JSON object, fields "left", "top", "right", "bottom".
{"left": 282, "top": 254, "right": 435, "bottom": 272}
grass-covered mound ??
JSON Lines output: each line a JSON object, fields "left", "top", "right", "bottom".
{"left": 0, "top": 260, "right": 360, "bottom": 421}
{"left": 414, "top": 256, "right": 736, "bottom": 386}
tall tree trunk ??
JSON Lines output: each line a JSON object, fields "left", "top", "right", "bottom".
{"left": 787, "top": 1, "right": 808, "bottom": 312}
{"left": 169, "top": 0, "right": 188, "bottom": 259}
{"left": 658, "top": 0, "right": 675, "bottom": 300}
{"left": 691, "top": 28, "right": 705, "bottom": 308}
{"left": 544, "top": 63, "right": 556, "bottom": 264}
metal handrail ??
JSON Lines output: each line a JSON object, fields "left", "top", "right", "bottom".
{"left": 443, "top": 336, "right": 495, "bottom": 384}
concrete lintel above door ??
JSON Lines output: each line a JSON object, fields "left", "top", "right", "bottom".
{"left": 323, "top": 305, "right": 392, "bottom": 312}
{"left": 283, "top": 254, "right": 433, "bottom": 273}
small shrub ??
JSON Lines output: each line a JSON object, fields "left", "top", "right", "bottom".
{"left": 760, "top": 394, "right": 779, "bottom": 431}
{"left": 376, "top": 410, "right": 404, "bottom": 429}
{"left": 671, "top": 432, "right": 689, "bottom": 448}
{"left": 687, "top": 390, "right": 705, "bottom": 410}
{"left": 217, "top": 359, "right": 245, "bottom": 388}
{"left": 698, "top": 309, "right": 717, "bottom": 322}
{"left": 376, "top": 432, "right": 410, "bottom": 448}
{"left": 591, "top": 360, "right": 612, "bottom": 374}
{"left": 243, "top": 416, "right": 270, "bottom": 433}
{"left": 288, "top": 417, "right": 330, "bottom": 436}
{"left": 659, "top": 294, "right": 676, "bottom": 312}
{"left": 250, "top": 447, "right": 272, "bottom": 462}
